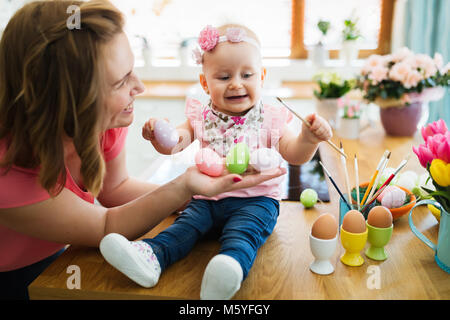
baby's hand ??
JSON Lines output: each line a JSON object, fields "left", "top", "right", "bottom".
{"left": 302, "top": 113, "right": 332, "bottom": 144}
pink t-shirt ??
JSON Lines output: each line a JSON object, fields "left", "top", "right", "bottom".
{"left": 185, "top": 98, "right": 293, "bottom": 201}
{"left": 0, "top": 127, "right": 128, "bottom": 271}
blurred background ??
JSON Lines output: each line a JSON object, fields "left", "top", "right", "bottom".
{"left": 1, "top": 0, "right": 448, "bottom": 178}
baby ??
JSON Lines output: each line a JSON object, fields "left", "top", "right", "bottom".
{"left": 100, "top": 24, "right": 332, "bottom": 300}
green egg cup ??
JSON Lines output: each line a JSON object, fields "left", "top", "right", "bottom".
{"left": 365, "top": 221, "right": 393, "bottom": 261}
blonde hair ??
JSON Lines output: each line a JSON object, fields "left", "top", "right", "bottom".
{"left": 0, "top": 0, "right": 124, "bottom": 197}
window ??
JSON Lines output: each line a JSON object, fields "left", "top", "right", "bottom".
{"left": 1, "top": 0, "right": 393, "bottom": 62}
{"left": 291, "top": 0, "right": 394, "bottom": 59}
{"left": 112, "top": 0, "right": 292, "bottom": 60}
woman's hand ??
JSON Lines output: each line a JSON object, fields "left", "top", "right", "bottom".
{"left": 142, "top": 118, "right": 176, "bottom": 154}
{"left": 182, "top": 166, "right": 287, "bottom": 198}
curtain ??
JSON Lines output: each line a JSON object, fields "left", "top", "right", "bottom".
{"left": 404, "top": 0, "right": 449, "bottom": 125}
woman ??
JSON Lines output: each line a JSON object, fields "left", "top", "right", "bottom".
{"left": 0, "top": 0, "right": 285, "bottom": 299}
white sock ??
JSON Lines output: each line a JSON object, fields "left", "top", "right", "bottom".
{"left": 200, "top": 254, "right": 243, "bottom": 300}
{"left": 99, "top": 233, "right": 161, "bottom": 288}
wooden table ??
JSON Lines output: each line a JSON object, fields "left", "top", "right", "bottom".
{"left": 29, "top": 123, "right": 450, "bottom": 299}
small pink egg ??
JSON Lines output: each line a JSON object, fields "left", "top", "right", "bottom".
{"left": 377, "top": 186, "right": 406, "bottom": 209}
{"left": 195, "top": 148, "right": 224, "bottom": 177}
{"left": 154, "top": 119, "right": 179, "bottom": 149}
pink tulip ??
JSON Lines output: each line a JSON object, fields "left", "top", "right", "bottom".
{"left": 421, "top": 119, "right": 448, "bottom": 141}
{"left": 432, "top": 132, "right": 450, "bottom": 163}
{"left": 412, "top": 144, "right": 436, "bottom": 168}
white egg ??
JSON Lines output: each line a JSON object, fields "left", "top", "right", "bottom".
{"left": 249, "top": 148, "right": 282, "bottom": 172}
{"left": 154, "top": 119, "right": 179, "bottom": 149}
{"left": 395, "top": 174, "right": 416, "bottom": 192}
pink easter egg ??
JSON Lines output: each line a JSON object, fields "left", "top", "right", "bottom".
{"left": 377, "top": 185, "right": 406, "bottom": 209}
{"left": 154, "top": 119, "right": 179, "bottom": 149}
{"left": 195, "top": 148, "right": 224, "bottom": 177}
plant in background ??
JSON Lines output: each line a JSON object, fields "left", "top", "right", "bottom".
{"left": 317, "top": 20, "right": 330, "bottom": 44}
{"left": 313, "top": 72, "right": 355, "bottom": 99}
{"left": 357, "top": 47, "right": 450, "bottom": 105}
{"left": 337, "top": 96, "right": 361, "bottom": 119}
{"left": 342, "top": 18, "right": 361, "bottom": 41}
{"left": 412, "top": 119, "right": 450, "bottom": 212}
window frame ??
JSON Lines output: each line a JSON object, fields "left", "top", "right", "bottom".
{"left": 290, "top": 0, "right": 394, "bottom": 59}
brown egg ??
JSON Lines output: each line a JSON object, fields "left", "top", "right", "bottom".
{"left": 367, "top": 206, "right": 393, "bottom": 228}
{"left": 342, "top": 210, "right": 366, "bottom": 233}
{"left": 311, "top": 213, "right": 338, "bottom": 240}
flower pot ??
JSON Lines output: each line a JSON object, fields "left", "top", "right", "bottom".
{"left": 337, "top": 117, "right": 360, "bottom": 139}
{"left": 378, "top": 101, "right": 423, "bottom": 136}
{"left": 309, "top": 44, "right": 329, "bottom": 67}
{"left": 340, "top": 41, "right": 359, "bottom": 65}
{"left": 315, "top": 98, "right": 338, "bottom": 128}
{"left": 142, "top": 48, "right": 152, "bottom": 67}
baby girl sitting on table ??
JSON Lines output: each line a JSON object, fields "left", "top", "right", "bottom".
{"left": 100, "top": 24, "right": 332, "bottom": 300}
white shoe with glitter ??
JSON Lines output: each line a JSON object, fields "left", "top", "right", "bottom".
{"left": 200, "top": 254, "right": 243, "bottom": 300}
{"left": 99, "top": 233, "right": 161, "bottom": 288}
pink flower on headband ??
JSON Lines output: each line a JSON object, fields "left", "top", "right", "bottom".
{"left": 198, "top": 25, "right": 219, "bottom": 51}
{"left": 226, "top": 28, "right": 246, "bottom": 42}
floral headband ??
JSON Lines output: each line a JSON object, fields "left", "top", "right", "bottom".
{"left": 192, "top": 25, "right": 260, "bottom": 65}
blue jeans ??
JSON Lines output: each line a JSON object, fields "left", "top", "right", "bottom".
{"left": 143, "top": 196, "right": 279, "bottom": 279}
{"left": 0, "top": 248, "right": 65, "bottom": 300}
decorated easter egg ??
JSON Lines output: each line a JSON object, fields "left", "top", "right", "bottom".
{"left": 154, "top": 119, "right": 179, "bottom": 149}
{"left": 195, "top": 148, "right": 224, "bottom": 177}
{"left": 311, "top": 213, "right": 338, "bottom": 240}
{"left": 376, "top": 186, "right": 406, "bottom": 209}
{"left": 300, "top": 189, "right": 318, "bottom": 208}
{"left": 395, "top": 171, "right": 418, "bottom": 192}
{"left": 249, "top": 148, "right": 282, "bottom": 172}
{"left": 367, "top": 206, "right": 392, "bottom": 228}
{"left": 342, "top": 210, "right": 366, "bottom": 233}
{"left": 226, "top": 143, "right": 249, "bottom": 174}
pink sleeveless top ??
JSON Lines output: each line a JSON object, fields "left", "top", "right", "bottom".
{"left": 0, "top": 127, "right": 128, "bottom": 271}
{"left": 185, "top": 98, "right": 292, "bottom": 201}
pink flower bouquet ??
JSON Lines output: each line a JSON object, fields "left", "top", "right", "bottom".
{"left": 357, "top": 47, "right": 449, "bottom": 107}
{"left": 337, "top": 96, "right": 361, "bottom": 119}
{"left": 412, "top": 119, "right": 450, "bottom": 212}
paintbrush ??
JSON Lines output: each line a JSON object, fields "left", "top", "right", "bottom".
{"left": 360, "top": 150, "right": 389, "bottom": 206}
{"left": 366, "top": 151, "right": 391, "bottom": 203}
{"left": 361, "top": 155, "right": 411, "bottom": 212}
{"left": 276, "top": 97, "right": 347, "bottom": 159}
{"left": 340, "top": 142, "right": 352, "bottom": 204}
{"left": 354, "top": 154, "right": 360, "bottom": 211}
{"left": 319, "top": 161, "right": 352, "bottom": 211}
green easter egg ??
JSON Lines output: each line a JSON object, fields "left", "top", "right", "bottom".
{"left": 300, "top": 188, "right": 318, "bottom": 208}
{"left": 226, "top": 143, "right": 250, "bottom": 174}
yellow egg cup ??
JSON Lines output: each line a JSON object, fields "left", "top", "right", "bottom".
{"left": 340, "top": 226, "right": 368, "bottom": 267}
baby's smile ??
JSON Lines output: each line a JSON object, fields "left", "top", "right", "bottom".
{"left": 225, "top": 94, "right": 249, "bottom": 102}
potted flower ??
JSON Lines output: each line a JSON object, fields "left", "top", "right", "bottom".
{"left": 136, "top": 35, "right": 152, "bottom": 67}
{"left": 310, "top": 20, "right": 330, "bottom": 67}
{"left": 412, "top": 119, "right": 450, "bottom": 219}
{"left": 357, "top": 47, "right": 449, "bottom": 136}
{"left": 340, "top": 17, "right": 362, "bottom": 65}
{"left": 313, "top": 72, "right": 355, "bottom": 127}
{"left": 336, "top": 96, "right": 362, "bottom": 139}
